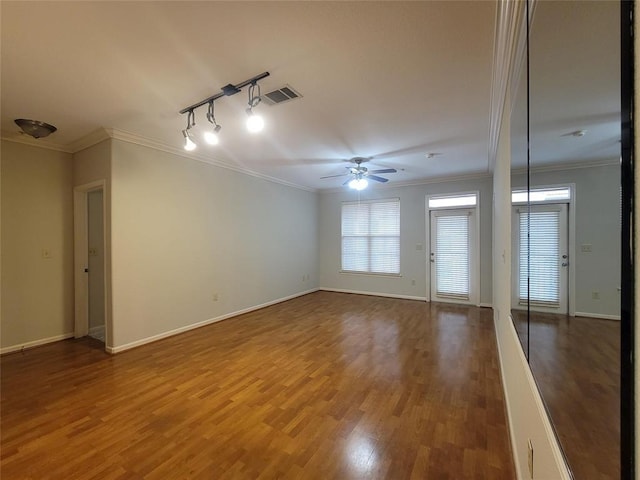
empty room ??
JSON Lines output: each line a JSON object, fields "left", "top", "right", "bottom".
{"left": 1, "top": 1, "right": 636, "bottom": 479}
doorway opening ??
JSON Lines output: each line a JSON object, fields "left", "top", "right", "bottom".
{"left": 73, "top": 180, "right": 108, "bottom": 350}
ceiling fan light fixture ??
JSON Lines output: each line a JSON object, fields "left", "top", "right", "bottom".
{"left": 14, "top": 119, "right": 57, "bottom": 139}
{"left": 349, "top": 178, "right": 368, "bottom": 191}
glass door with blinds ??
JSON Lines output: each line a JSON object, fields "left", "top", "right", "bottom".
{"left": 512, "top": 203, "right": 569, "bottom": 313}
{"left": 429, "top": 208, "right": 477, "bottom": 305}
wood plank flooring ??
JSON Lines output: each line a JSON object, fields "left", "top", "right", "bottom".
{"left": 1, "top": 292, "right": 514, "bottom": 479}
{"left": 513, "top": 311, "right": 620, "bottom": 480}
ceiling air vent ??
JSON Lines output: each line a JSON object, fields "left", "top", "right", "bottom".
{"left": 261, "top": 85, "right": 302, "bottom": 106}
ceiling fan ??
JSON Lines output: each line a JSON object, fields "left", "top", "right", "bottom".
{"left": 320, "top": 157, "right": 397, "bottom": 190}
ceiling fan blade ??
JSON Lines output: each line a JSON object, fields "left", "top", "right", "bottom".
{"left": 368, "top": 175, "right": 389, "bottom": 183}
{"left": 320, "top": 173, "right": 349, "bottom": 179}
{"left": 369, "top": 168, "right": 397, "bottom": 174}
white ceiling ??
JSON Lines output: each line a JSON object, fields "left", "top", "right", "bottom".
{"left": 1, "top": 1, "right": 497, "bottom": 190}
{"left": 1, "top": 1, "right": 620, "bottom": 191}
{"left": 511, "top": 0, "right": 620, "bottom": 171}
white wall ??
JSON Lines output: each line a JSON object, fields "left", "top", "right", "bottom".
{"left": 109, "top": 139, "right": 318, "bottom": 350}
{"left": 513, "top": 162, "right": 620, "bottom": 318}
{"left": 1, "top": 140, "right": 74, "bottom": 351}
{"left": 318, "top": 177, "right": 493, "bottom": 304}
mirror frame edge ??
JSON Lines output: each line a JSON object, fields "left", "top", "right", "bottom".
{"left": 621, "top": 1, "right": 635, "bottom": 478}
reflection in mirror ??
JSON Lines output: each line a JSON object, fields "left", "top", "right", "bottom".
{"left": 509, "top": 22, "right": 529, "bottom": 358}
{"left": 512, "top": 1, "right": 621, "bottom": 478}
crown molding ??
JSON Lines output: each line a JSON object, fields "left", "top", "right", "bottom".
{"left": 3, "top": 125, "right": 315, "bottom": 193}
{"left": 67, "top": 128, "right": 112, "bottom": 153}
{"left": 511, "top": 157, "right": 620, "bottom": 176}
{"left": 1, "top": 130, "right": 73, "bottom": 153}
{"left": 319, "top": 171, "right": 493, "bottom": 194}
{"left": 106, "top": 128, "right": 316, "bottom": 193}
{"left": 488, "top": 0, "right": 533, "bottom": 171}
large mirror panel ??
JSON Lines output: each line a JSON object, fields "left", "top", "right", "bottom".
{"left": 509, "top": 31, "right": 529, "bottom": 358}
{"left": 512, "top": 2, "right": 622, "bottom": 478}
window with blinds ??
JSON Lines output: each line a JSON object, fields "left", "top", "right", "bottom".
{"left": 341, "top": 199, "right": 400, "bottom": 274}
{"left": 518, "top": 209, "right": 560, "bottom": 305}
{"left": 435, "top": 214, "right": 470, "bottom": 298}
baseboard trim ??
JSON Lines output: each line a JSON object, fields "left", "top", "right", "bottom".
{"left": 107, "top": 288, "right": 320, "bottom": 354}
{"left": 492, "top": 309, "right": 523, "bottom": 480}
{"left": 493, "top": 309, "right": 571, "bottom": 479}
{"left": 89, "top": 325, "right": 105, "bottom": 336}
{"left": 1, "top": 332, "right": 75, "bottom": 355}
{"left": 574, "top": 311, "right": 621, "bottom": 321}
{"left": 319, "top": 287, "right": 427, "bottom": 302}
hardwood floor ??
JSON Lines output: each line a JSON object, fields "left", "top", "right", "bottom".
{"left": 1, "top": 292, "right": 514, "bottom": 479}
{"left": 513, "top": 311, "right": 620, "bottom": 480}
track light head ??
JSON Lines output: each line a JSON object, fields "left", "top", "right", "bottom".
{"left": 203, "top": 129, "right": 220, "bottom": 145}
{"left": 179, "top": 72, "right": 270, "bottom": 144}
{"left": 182, "top": 129, "right": 196, "bottom": 151}
{"left": 246, "top": 108, "right": 264, "bottom": 133}
{"left": 204, "top": 102, "right": 222, "bottom": 145}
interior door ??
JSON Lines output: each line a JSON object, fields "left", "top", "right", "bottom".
{"left": 512, "top": 203, "right": 569, "bottom": 314}
{"left": 87, "top": 189, "right": 105, "bottom": 342}
{"left": 429, "top": 208, "right": 476, "bottom": 304}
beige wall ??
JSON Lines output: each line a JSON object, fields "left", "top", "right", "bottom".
{"left": 73, "top": 139, "right": 112, "bottom": 346}
{"left": 1, "top": 140, "right": 74, "bottom": 351}
{"left": 2, "top": 137, "right": 318, "bottom": 353}
{"left": 109, "top": 139, "right": 318, "bottom": 350}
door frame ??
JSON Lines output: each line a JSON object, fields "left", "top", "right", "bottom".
{"left": 73, "top": 180, "right": 108, "bottom": 345}
{"left": 511, "top": 183, "right": 576, "bottom": 316}
{"left": 512, "top": 203, "right": 570, "bottom": 314}
{"left": 425, "top": 192, "right": 480, "bottom": 306}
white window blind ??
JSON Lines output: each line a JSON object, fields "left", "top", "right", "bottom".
{"left": 341, "top": 199, "right": 400, "bottom": 274}
{"left": 435, "top": 214, "right": 469, "bottom": 298}
{"left": 518, "top": 210, "right": 560, "bottom": 305}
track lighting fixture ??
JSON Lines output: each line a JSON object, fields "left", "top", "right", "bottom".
{"left": 204, "top": 101, "right": 222, "bottom": 145}
{"left": 179, "top": 72, "right": 269, "bottom": 150}
{"left": 245, "top": 82, "right": 264, "bottom": 133}
{"left": 182, "top": 110, "right": 196, "bottom": 151}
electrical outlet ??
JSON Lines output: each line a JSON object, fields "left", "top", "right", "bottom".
{"left": 527, "top": 439, "right": 534, "bottom": 479}
{"left": 592, "top": 291, "right": 600, "bottom": 300}
{"left": 581, "top": 243, "right": 592, "bottom": 253}
{"left": 411, "top": 279, "right": 416, "bottom": 286}
{"left": 416, "top": 243, "right": 423, "bottom": 251}
{"left": 42, "top": 248, "right": 52, "bottom": 259}
{"left": 212, "top": 293, "right": 219, "bottom": 302}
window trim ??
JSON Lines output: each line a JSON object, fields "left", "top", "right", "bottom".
{"left": 340, "top": 197, "right": 401, "bottom": 276}
{"left": 512, "top": 184, "right": 573, "bottom": 205}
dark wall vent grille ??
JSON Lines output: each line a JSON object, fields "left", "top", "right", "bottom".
{"left": 262, "top": 85, "right": 302, "bottom": 105}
